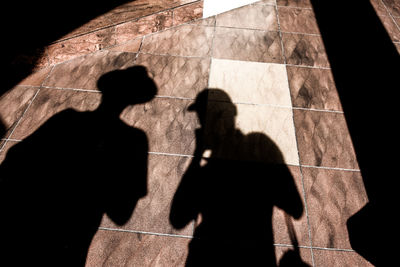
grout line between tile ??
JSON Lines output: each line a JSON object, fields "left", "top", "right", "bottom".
{"left": 380, "top": 0, "right": 400, "bottom": 32}
{"left": 276, "top": 5, "right": 313, "bottom": 10}
{"left": 148, "top": 151, "right": 194, "bottom": 158}
{"left": 292, "top": 107, "right": 344, "bottom": 114}
{"left": 274, "top": 0, "right": 287, "bottom": 65}
{"left": 52, "top": 0, "right": 203, "bottom": 44}
{"left": 138, "top": 51, "right": 210, "bottom": 59}
{"left": 98, "top": 227, "right": 356, "bottom": 252}
{"left": 280, "top": 16, "right": 314, "bottom": 262}
{"left": 41, "top": 86, "right": 102, "bottom": 93}
{"left": 98, "top": 227, "right": 193, "bottom": 239}
{"left": 38, "top": 85, "right": 344, "bottom": 114}
{"left": 274, "top": 243, "right": 355, "bottom": 252}
{"left": 281, "top": 31, "right": 321, "bottom": 36}
{"left": 148, "top": 151, "right": 360, "bottom": 172}
{"left": 301, "top": 165, "right": 360, "bottom": 172}
{"left": 285, "top": 63, "right": 331, "bottom": 70}
{"left": 0, "top": 138, "right": 22, "bottom": 142}
{"left": 6, "top": 88, "right": 41, "bottom": 141}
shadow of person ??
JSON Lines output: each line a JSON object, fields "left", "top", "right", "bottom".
{"left": 169, "top": 89, "right": 306, "bottom": 266}
{"left": 0, "top": 66, "right": 157, "bottom": 266}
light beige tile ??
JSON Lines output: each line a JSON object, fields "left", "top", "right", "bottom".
{"left": 205, "top": 101, "right": 299, "bottom": 165}
{"left": 209, "top": 59, "right": 291, "bottom": 106}
{"left": 216, "top": 4, "right": 278, "bottom": 30}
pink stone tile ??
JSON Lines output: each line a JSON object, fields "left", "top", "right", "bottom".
{"left": 293, "top": 109, "right": 359, "bottom": 169}
{"left": 287, "top": 66, "right": 342, "bottom": 111}
{"left": 370, "top": 0, "right": 391, "bottom": 16}
{"left": 47, "top": 27, "right": 116, "bottom": 65}
{"left": 86, "top": 230, "right": 191, "bottom": 267}
{"left": 18, "top": 66, "right": 53, "bottom": 87}
{"left": 283, "top": 33, "right": 330, "bottom": 68}
{"left": 135, "top": 53, "right": 210, "bottom": 98}
{"left": 275, "top": 246, "right": 313, "bottom": 266}
{"left": 10, "top": 88, "right": 101, "bottom": 140}
{"left": 107, "top": 37, "right": 143, "bottom": 53}
{"left": 272, "top": 166, "right": 310, "bottom": 247}
{"left": 173, "top": 2, "right": 203, "bottom": 26}
{"left": 379, "top": 15, "right": 400, "bottom": 42}
{"left": 100, "top": 154, "right": 194, "bottom": 236}
{"left": 277, "top": 0, "right": 312, "bottom": 8}
{"left": 383, "top": 0, "right": 400, "bottom": 17}
{"left": 0, "top": 140, "right": 20, "bottom": 164}
{"left": 114, "top": 11, "right": 173, "bottom": 45}
{"left": 313, "top": 250, "right": 374, "bottom": 267}
{"left": 43, "top": 51, "right": 138, "bottom": 91}
{"left": 0, "top": 86, "right": 39, "bottom": 138}
{"left": 141, "top": 24, "right": 214, "bottom": 57}
{"left": 278, "top": 7, "right": 320, "bottom": 34}
{"left": 302, "top": 167, "right": 368, "bottom": 249}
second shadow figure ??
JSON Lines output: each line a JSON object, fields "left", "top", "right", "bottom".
{"left": 170, "top": 89, "right": 305, "bottom": 266}
{"left": 0, "top": 66, "right": 157, "bottom": 266}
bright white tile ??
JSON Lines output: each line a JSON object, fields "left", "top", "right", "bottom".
{"left": 203, "top": 0, "right": 260, "bottom": 17}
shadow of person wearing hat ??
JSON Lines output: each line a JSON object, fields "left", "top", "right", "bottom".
{"left": 170, "top": 89, "right": 306, "bottom": 266}
{"left": 0, "top": 66, "right": 157, "bottom": 266}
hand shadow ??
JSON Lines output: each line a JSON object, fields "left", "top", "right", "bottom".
{"left": 170, "top": 89, "right": 306, "bottom": 266}
{"left": 0, "top": 66, "right": 157, "bottom": 266}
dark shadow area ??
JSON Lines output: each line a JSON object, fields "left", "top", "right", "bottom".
{"left": 309, "top": 1, "right": 400, "bottom": 265}
{"left": 0, "top": 66, "right": 156, "bottom": 266}
{"left": 2, "top": 0, "right": 133, "bottom": 96}
{"left": 169, "top": 89, "right": 308, "bottom": 266}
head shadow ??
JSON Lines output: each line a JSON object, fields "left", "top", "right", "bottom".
{"left": 0, "top": 65, "right": 157, "bottom": 266}
{"left": 170, "top": 88, "right": 308, "bottom": 266}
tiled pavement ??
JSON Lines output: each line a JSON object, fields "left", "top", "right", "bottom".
{"left": 1, "top": 0, "right": 399, "bottom": 266}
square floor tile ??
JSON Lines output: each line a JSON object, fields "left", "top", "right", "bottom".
{"left": 293, "top": 109, "right": 359, "bottom": 169}
{"left": 302, "top": 167, "right": 368, "bottom": 249}
{"left": 0, "top": 86, "right": 39, "bottom": 138}
{"left": 379, "top": 15, "right": 400, "bottom": 42}
{"left": 286, "top": 66, "right": 342, "bottom": 111}
{"left": 216, "top": 4, "right": 278, "bottom": 30}
{"left": 282, "top": 33, "right": 330, "bottom": 68}
{"left": 87, "top": 230, "right": 191, "bottom": 267}
{"left": 46, "top": 27, "right": 117, "bottom": 65}
{"left": 44, "top": 51, "right": 138, "bottom": 91}
{"left": 0, "top": 140, "right": 20, "bottom": 164}
{"left": 107, "top": 37, "right": 143, "bottom": 53}
{"left": 10, "top": 88, "right": 101, "bottom": 140}
{"left": 203, "top": 0, "right": 260, "bottom": 17}
{"left": 135, "top": 54, "right": 210, "bottom": 99}
{"left": 18, "top": 67, "right": 53, "bottom": 87}
{"left": 370, "top": 0, "right": 390, "bottom": 17}
{"left": 100, "top": 154, "right": 194, "bottom": 236}
{"left": 272, "top": 166, "right": 310, "bottom": 246}
{"left": 204, "top": 101, "right": 299, "bottom": 165}
{"left": 383, "top": 0, "right": 400, "bottom": 17}
{"left": 275, "top": 246, "right": 313, "bottom": 266}
{"left": 278, "top": 7, "right": 320, "bottom": 34}
{"left": 121, "top": 98, "right": 199, "bottom": 155}
{"left": 114, "top": 11, "right": 173, "bottom": 45}
{"left": 213, "top": 27, "right": 284, "bottom": 63}
{"left": 173, "top": 1, "right": 204, "bottom": 26}
{"left": 277, "top": 0, "right": 312, "bottom": 8}
{"left": 209, "top": 59, "right": 291, "bottom": 106}
{"left": 141, "top": 24, "right": 214, "bottom": 57}
{"left": 313, "top": 249, "right": 374, "bottom": 267}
